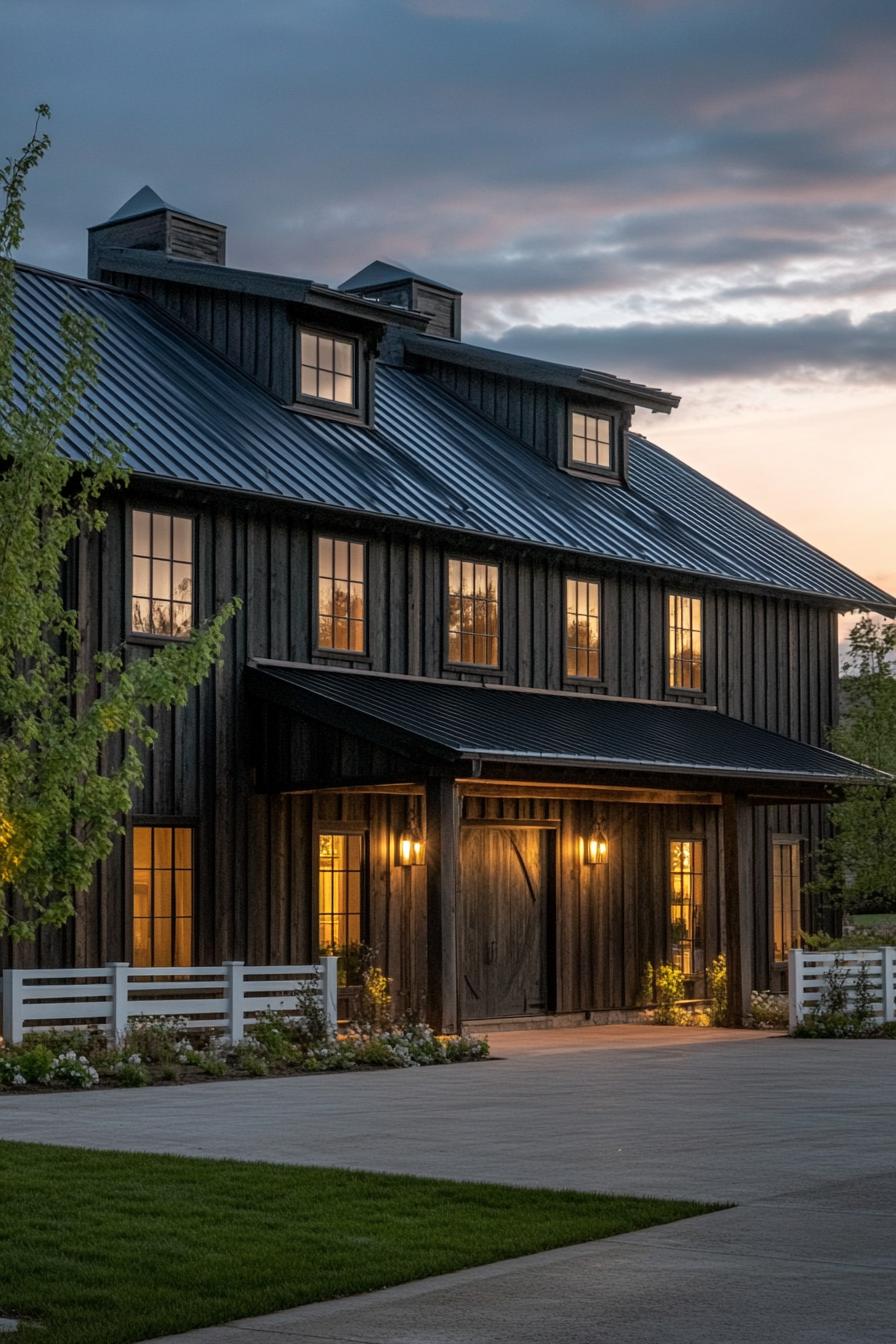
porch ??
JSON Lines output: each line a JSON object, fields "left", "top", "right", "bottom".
{"left": 246, "top": 661, "right": 869, "bottom": 1030}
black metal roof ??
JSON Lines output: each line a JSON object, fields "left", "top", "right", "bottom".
{"left": 12, "top": 264, "right": 896, "bottom": 612}
{"left": 248, "top": 663, "right": 884, "bottom": 784}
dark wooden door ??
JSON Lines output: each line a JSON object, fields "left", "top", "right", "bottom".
{"left": 460, "top": 825, "right": 551, "bottom": 1019}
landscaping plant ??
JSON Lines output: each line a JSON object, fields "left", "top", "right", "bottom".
{"left": 0, "top": 109, "right": 239, "bottom": 941}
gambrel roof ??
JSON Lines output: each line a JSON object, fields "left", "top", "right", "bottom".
{"left": 12, "top": 264, "right": 896, "bottom": 613}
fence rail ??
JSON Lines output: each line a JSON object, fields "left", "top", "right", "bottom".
{"left": 788, "top": 947, "right": 896, "bottom": 1032}
{"left": 1, "top": 959, "right": 339, "bottom": 1045}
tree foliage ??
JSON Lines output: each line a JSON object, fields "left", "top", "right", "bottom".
{"left": 812, "top": 616, "right": 896, "bottom": 912}
{"left": 0, "top": 108, "right": 239, "bottom": 939}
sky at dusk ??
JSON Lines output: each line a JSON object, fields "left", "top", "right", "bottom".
{"left": 4, "top": 0, "right": 895, "bottom": 617}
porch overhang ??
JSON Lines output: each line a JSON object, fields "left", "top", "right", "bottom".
{"left": 246, "top": 661, "right": 887, "bottom": 802}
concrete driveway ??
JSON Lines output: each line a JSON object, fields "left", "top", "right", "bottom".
{"left": 1, "top": 1025, "right": 894, "bottom": 1341}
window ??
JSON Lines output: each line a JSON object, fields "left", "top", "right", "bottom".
{"left": 772, "top": 838, "right": 802, "bottom": 963}
{"left": 565, "top": 578, "right": 601, "bottom": 679}
{"left": 317, "top": 537, "right": 366, "bottom": 653}
{"left": 131, "top": 510, "right": 193, "bottom": 639}
{"left": 569, "top": 409, "right": 613, "bottom": 471}
{"left": 669, "top": 839, "right": 704, "bottom": 979}
{"left": 668, "top": 593, "right": 703, "bottom": 691}
{"left": 132, "top": 825, "right": 193, "bottom": 967}
{"left": 318, "top": 832, "right": 364, "bottom": 956}
{"left": 446, "top": 559, "right": 500, "bottom": 667}
{"left": 299, "top": 330, "right": 355, "bottom": 406}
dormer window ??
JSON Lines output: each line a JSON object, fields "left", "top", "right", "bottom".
{"left": 568, "top": 408, "right": 615, "bottom": 474}
{"left": 298, "top": 329, "right": 356, "bottom": 407}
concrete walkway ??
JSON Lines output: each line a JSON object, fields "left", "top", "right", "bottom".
{"left": 2, "top": 1026, "right": 894, "bottom": 1341}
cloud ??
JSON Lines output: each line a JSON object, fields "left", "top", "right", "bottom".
{"left": 480, "top": 308, "right": 896, "bottom": 383}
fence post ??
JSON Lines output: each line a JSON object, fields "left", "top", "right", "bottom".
{"left": 882, "top": 946, "right": 896, "bottom": 1023}
{"left": 2, "top": 969, "right": 24, "bottom": 1044}
{"left": 223, "top": 961, "right": 245, "bottom": 1044}
{"left": 107, "top": 963, "right": 130, "bottom": 1041}
{"left": 788, "top": 948, "right": 803, "bottom": 1033}
{"left": 321, "top": 956, "right": 338, "bottom": 1036}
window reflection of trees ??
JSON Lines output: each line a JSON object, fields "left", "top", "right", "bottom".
{"left": 447, "top": 559, "right": 499, "bottom": 666}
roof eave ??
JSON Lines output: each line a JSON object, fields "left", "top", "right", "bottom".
{"left": 402, "top": 332, "right": 680, "bottom": 414}
{"left": 93, "top": 248, "right": 429, "bottom": 330}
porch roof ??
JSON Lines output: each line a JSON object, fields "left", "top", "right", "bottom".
{"left": 247, "top": 662, "right": 885, "bottom": 787}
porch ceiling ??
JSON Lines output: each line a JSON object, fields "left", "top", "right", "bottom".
{"left": 246, "top": 661, "right": 885, "bottom": 789}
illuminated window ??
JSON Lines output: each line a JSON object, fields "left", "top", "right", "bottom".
{"left": 669, "top": 839, "right": 704, "bottom": 979}
{"left": 566, "top": 578, "right": 601, "bottom": 679}
{"left": 317, "top": 537, "right": 366, "bottom": 652}
{"left": 446, "top": 559, "right": 500, "bottom": 667}
{"left": 318, "top": 832, "right": 364, "bottom": 956}
{"left": 299, "top": 330, "right": 355, "bottom": 406}
{"left": 569, "top": 409, "right": 613, "bottom": 470}
{"left": 772, "top": 839, "right": 802, "bottom": 963}
{"left": 668, "top": 593, "right": 702, "bottom": 690}
{"left": 131, "top": 510, "right": 193, "bottom": 639}
{"left": 132, "top": 825, "right": 193, "bottom": 967}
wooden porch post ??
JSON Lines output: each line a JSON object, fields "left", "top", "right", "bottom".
{"left": 722, "top": 792, "right": 754, "bottom": 1026}
{"left": 425, "top": 775, "right": 459, "bottom": 1034}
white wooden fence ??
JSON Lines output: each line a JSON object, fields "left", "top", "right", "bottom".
{"left": 0, "top": 959, "right": 338, "bottom": 1045}
{"left": 788, "top": 947, "right": 896, "bottom": 1032}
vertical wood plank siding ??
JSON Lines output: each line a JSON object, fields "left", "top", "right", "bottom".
{"left": 5, "top": 341, "right": 839, "bottom": 1009}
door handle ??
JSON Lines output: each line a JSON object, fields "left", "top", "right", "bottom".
{"left": 485, "top": 938, "right": 497, "bottom": 965}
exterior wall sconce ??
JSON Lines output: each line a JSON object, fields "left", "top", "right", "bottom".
{"left": 581, "top": 819, "right": 609, "bottom": 866}
{"left": 398, "top": 806, "right": 425, "bottom": 866}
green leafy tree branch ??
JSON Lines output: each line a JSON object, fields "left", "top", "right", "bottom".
{"left": 0, "top": 108, "right": 239, "bottom": 939}
{"left": 811, "top": 615, "right": 896, "bottom": 913}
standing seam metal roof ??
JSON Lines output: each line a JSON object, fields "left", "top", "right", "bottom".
{"left": 11, "top": 265, "right": 896, "bottom": 613}
{"left": 248, "top": 663, "right": 885, "bottom": 782}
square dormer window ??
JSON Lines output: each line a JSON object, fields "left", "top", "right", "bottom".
{"left": 568, "top": 408, "right": 615, "bottom": 473}
{"left": 298, "top": 329, "right": 356, "bottom": 407}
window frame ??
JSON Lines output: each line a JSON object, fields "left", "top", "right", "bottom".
{"left": 563, "top": 575, "right": 604, "bottom": 684}
{"left": 666, "top": 589, "right": 705, "bottom": 695}
{"left": 127, "top": 505, "right": 197, "bottom": 646}
{"left": 443, "top": 554, "right": 503, "bottom": 673}
{"left": 667, "top": 835, "right": 706, "bottom": 982}
{"left": 295, "top": 325, "right": 360, "bottom": 415}
{"left": 312, "top": 532, "right": 370, "bottom": 660}
{"left": 313, "top": 822, "right": 369, "bottom": 965}
{"left": 566, "top": 405, "right": 619, "bottom": 479}
{"left": 129, "top": 817, "right": 196, "bottom": 969}
{"left": 771, "top": 833, "right": 804, "bottom": 966}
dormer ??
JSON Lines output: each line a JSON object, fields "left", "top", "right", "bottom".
{"left": 340, "top": 260, "right": 462, "bottom": 340}
{"left": 88, "top": 190, "right": 427, "bottom": 427}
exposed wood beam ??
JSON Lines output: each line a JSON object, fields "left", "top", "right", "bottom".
{"left": 458, "top": 780, "right": 722, "bottom": 806}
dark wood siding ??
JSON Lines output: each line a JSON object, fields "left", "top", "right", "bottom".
{"left": 6, "top": 483, "right": 839, "bottom": 1005}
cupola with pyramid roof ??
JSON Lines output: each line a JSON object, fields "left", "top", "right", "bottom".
{"left": 87, "top": 185, "right": 226, "bottom": 279}
{"left": 340, "top": 258, "right": 462, "bottom": 339}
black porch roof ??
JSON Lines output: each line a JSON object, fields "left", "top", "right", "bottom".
{"left": 247, "top": 663, "right": 883, "bottom": 786}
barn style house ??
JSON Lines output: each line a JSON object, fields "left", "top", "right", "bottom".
{"left": 8, "top": 186, "right": 894, "bottom": 1028}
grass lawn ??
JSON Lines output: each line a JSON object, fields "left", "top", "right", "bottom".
{"left": 0, "top": 1140, "right": 719, "bottom": 1343}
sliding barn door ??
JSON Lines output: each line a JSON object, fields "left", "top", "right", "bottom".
{"left": 460, "top": 825, "right": 551, "bottom": 1019}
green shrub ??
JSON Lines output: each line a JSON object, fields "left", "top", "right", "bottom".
{"left": 792, "top": 960, "right": 880, "bottom": 1038}
{"left": 749, "top": 990, "right": 788, "bottom": 1028}
{"left": 653, "top": 963, "right": 689, "bottom": 1025}
{"left": 122, "top": 1015, "right": 191, "bottom": 1065}
{"left": 706, "top": 954, "right": 728, "bottom": 1026}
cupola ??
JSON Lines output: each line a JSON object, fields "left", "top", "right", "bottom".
{"left": 339, "top": 259, "right": 462, "bottom": 339}
{"left": 87, "top": 185, "right": 226, "bottom": 280}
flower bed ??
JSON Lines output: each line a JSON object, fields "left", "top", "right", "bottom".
{"left": 0, "top": 1011, "right": 489, "bottom": 1092}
